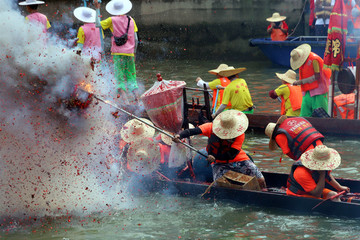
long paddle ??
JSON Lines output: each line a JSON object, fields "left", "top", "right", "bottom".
{"left": 86, "top": 90, "right": 208, "bottom": 158}
{"left": 311, "top": 190, "right": 346, "bottom": 211}
{"left": 212, "top": 89, "right": 219, "bottom": 114}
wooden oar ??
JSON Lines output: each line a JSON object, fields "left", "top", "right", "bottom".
{"left": 311, "top": 190, "right": 346, "bottom": 211}
{"left": 87, "top": 91, "right": 208, "bottom": 158}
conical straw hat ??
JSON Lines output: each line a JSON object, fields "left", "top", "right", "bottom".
{"left": 127, "top": 138, "right": 161, "bottom": 175}
{"left": 275, "top": 70, "right": 297, "bottom": 84}
{"left": 290, "top": 44, "right": 311, "bottom": 70}
{"left": 266, "top": 12, "right": 287, "bottom": 22}
{"left": 300, "top": 145, "right": 341, "bottom": 171}
{"left": 212, "top": 110, "right": 248, "bottom": 139}
{"left": 265, "top": 115, "right": 287, "bottom": 151}
{"left": 120, "top": 118, "right": 155, "bottom": 143}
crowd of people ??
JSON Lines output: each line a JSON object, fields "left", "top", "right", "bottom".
{"left": 18, "top": 0, "right": 350, "bottom": 203}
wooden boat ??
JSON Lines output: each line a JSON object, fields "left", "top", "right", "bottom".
{"left": 249, "top": 36, "right": 359, "bottom": 67}
{"left": 144, "top": 171, "right": 360, "bottom": 219}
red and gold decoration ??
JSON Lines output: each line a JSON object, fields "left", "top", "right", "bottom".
{"left": 324, "top": 0, "right": 348, "bottom": 70}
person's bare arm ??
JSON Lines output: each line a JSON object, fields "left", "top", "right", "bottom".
{"left": 309, "top": 171, "right": 326, "bottom": 198}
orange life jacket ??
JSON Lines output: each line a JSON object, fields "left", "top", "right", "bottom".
{"left": 299, "top": 52, "right": 324, "bottom": 92}
{"left": 271, "top": 28, "right": 288, "bottom": 41}
{"left": 212, "top": 77, "right": 231, "bottom": 109}
{"left": 333, "top": 93, "right": 356, "bottom": 119}
{"left": 280, "top": 84, "right": 303, "bottom": 115}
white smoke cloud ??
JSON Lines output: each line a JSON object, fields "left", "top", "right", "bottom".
{"left": 0, "top": 0, "right": 131, "bottom": 221}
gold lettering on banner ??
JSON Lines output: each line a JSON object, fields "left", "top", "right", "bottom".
{"left": 325, "top": 39, "right": 331, "bottom": 56}
{"left": 332, "top": 39, "right": 341, "bottom": 58}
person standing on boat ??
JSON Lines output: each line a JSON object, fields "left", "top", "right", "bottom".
{"left": 314, "top": 0, "right": 335, "bottom": 36}
{"left": 266, "top": 12, "right": 288, "bottom": 41}
{"left": 173, "top": 110, "right": 266, "bottom": 189}
{"left": 196, "top": 64, "right": 232, "bottom": 112}
{"left": 286, "top": 145, "right": 349, "bottom": 200}
{"left": 94, "top": 0, "right": 139, "bottom": 103}
{"left": 73, "top": 7, "right": 103, "bottom": 61}
{"left": 268, "top": 70, "right": 302, "bottom": 117}
{"left": 19, "top": 0, "right": 51, "bottom": 33}
{"left": 265, "top": 115, "right": 324, "bottom": 161}
{"left": 290, "top": 44, "right": 331, "bottom": 117}
{"left": 351, "top": 0, "right": 360, "bottom": 36}
{"left": 212, "top": 67, "right": 254, "bottom": 119}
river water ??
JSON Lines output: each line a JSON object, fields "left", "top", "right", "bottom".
{"left": 2, "top": 59, "right": 360, "bottom": 239}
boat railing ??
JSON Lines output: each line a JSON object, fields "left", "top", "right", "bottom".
{"left": 289, "top": 36, "right": 328, "bottom": 42}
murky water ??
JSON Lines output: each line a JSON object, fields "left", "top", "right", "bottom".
{"left": 2, "top": 59, "right": 360, "bottom": 239}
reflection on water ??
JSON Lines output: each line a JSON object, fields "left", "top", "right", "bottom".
{"left": 2, "top": 59, "right": 360, "bottom": 239}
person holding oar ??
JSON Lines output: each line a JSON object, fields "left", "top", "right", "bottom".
{"left": 94, "top": 0, "right": 140, "bottom": 104}
{"left": 195, "top": 64, "right": 233, "bottom": 113}
{"left": 173, "top": 110, "right": 266, "bottom": 189}
{"left": 286, "top": 145, "right": 350, "bottom": 201}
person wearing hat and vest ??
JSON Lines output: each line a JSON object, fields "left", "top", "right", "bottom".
{"left": 19, "top": 0, "right": 51, "bottom": 33}
{"left": 286, "top": 145, "right": 349, "bottom": 200}
{"left": 212, "top": 67, "right": 254, "bottom": 119}
{"left": 74, "top": 7, "right": 103, "bottom": 61}
{"left": 119, "top": 118, "right": 155, "bottom": 172}
{"left": 196, "top": 64, "right": 232, "bottom": 111}
{"left": 290, "top": 44, "right": 331, "bottom": 117}
{"left": 265, "top": 115, "right": 324, "bottom": 161}
{"left": 174, "top": 110, "right": 266, "bottom": 189}
{"left": 266, "top": 12, "right": 288, "bottom": 41}
{"left": 352, "top": 0, "right": 360, "bottom": 36}
{"left": 94, "top": 0, "right": 139, "bottom": 103}
{"left": 269, "top": 70, "right": 302, "bottom": 116}
{"left": 314, "top": 0, "right": 335, "bottom": 36}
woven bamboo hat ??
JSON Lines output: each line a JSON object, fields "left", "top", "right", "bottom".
{"left": 209, "top": 64, "right": 233, "bottom": 75}
{"left": 275, "top": 69, "right": 297, "bottom": 84}
{"left": 290, "top": 44, "right": 311, "bottom": 70}
{"left": 120, "top": 118, "right": 155, "bottom": 143}
{"left": 19, "top": 0, "right": 44, "bottom": 5}
{"left": 218, "top": 66, "right": 247, "bottom": 78}
{"left": 74, "top": 7, "right": 96, "bottom": 23}
{"left": 127, "top": 138, "right": 161, "bottom": 175}
{"left": 106, "top": 0, "right": 132, "bottom": 16}
{"left": 266, "top": 12, "right": 287, "bottom": 22}
{"left": 300, "top": 145, "right": 341, "bottom": 171}
{"left": 265, "top": 115, "right": 287, "bottom": 151}
{"left": 212, "top": 110, "right": 248, "bottom": 139}
{"left": 160, "top": 124, "right": 195, "bottom": 145}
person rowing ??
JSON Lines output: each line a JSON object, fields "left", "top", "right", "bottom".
{"left": 265, "top": 115, "right": 324, "bottom": 161}
{"left": 286, "top": 145, "right": 350, "bottom": 201}
{"left": 173, "top": 110, "right": 266, "bottom": 189}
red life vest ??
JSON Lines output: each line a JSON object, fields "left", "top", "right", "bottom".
{"left": 299, "top": 52, "right": 324, "bottom": 92}
{"left": 280, "top": 84, "right": 303, "bottom": 115}
{"left": 273, "top": 118, "right": 324, "bottom": 160}
{"left": 212, "top": 77, "right": 231, "bottom": 109}
{"left": 270, "top": 28, "right": 287, "bottom": 41}
{"left": 333, "top": 93, "right": 356, "bottom": 119}
{"left": 287, "top": 161, "right": 331, "bottom": 195}
{"left": 206, "top": 133, "right": 239, "bottom": 163}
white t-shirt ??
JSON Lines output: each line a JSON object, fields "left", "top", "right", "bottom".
{"left": 315, "top": 0, "right": 336, "bottom": 25}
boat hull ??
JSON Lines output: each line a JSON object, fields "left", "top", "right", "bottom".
{"left": 146, "top": 172, "right": 360, "bottom": 219}
{"left": 249, "top": 37, "right": 358, "bottom": 67}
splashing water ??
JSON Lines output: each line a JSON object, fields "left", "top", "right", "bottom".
{"left": 0, "top": 0, "right": 134, "bottom": 223}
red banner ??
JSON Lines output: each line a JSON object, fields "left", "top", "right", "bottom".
{"left": 324, "top": 0, "right": 348, "bottom": 70}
